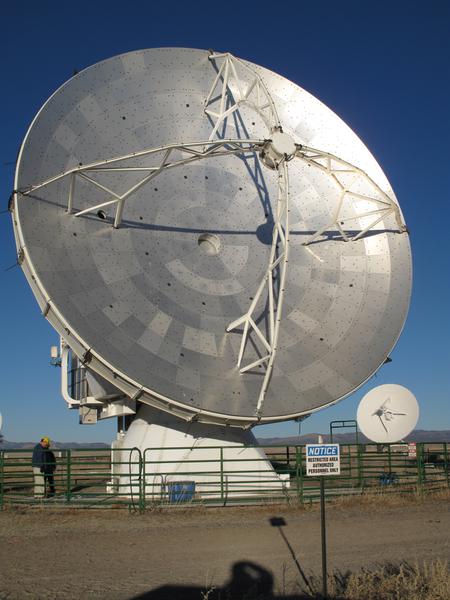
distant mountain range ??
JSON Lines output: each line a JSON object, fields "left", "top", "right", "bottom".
{"left": 0, "top": 440, "right": 109, "bottom": 450}
{"left": 1, "top": 430, "right": 449, "bottom": 449}
{"left": 257, "top": 430, "right": 450, "bottom": 445}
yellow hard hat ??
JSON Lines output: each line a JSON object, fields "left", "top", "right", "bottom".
{"left": 41, "top": 436, "right": 50, "bottom": 445}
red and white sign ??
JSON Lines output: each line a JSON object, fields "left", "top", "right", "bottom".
{"left": 408, "top": 442, "right": 417, "bottom": 458}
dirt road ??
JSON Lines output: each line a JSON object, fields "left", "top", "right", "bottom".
{"left": 0, "top": 496, "right": 449, "bottom": 599}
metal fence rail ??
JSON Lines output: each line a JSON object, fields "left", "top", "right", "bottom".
{"left": 0, "top": 442, "right": 448, "bottom": 510}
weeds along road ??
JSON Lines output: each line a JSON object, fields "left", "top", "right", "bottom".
{"left": 0, "top": 493, "right": 449, "bottom": 599}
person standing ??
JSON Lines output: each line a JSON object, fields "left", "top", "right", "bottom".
{"left": 43, "top": 445, "right": 56, "bottom": 497}
{"left": 32, "top": 437, "right": 56, "bottom": 498}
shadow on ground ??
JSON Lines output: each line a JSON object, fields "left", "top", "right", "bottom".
{"left": 130, "top": 559, "right": 341, "bottom": 599}
{"left": 131, "top": 515, "right": 346, "bottom": 598}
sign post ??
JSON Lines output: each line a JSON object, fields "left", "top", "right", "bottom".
{"left": 306, "top": 443, "right": 341, "bottom": 599}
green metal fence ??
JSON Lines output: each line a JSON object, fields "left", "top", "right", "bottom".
{"left": 0, "top": 442, "right": 448, "bottom": 510}
{"left": 0, "top": 447, "right": 142, "bottom": 509}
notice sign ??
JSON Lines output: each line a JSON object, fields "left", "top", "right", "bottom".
{"left": 306, "top": 444, "right": 341, "bottom": 476}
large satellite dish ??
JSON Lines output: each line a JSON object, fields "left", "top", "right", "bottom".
{"left": 357, "top": 384, "right": 419, "bottom": 443}
{"left": 11, "top": 48, "right": 411, "bottom": 428}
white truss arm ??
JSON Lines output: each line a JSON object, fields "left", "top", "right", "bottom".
{"left": 18, "top": 139, "right": 263, "bottom": 228}
{"left": 296, "top": 146, "right": 407, "bottom": 244}
{"left": 226, "top": 160, "right": 290, "bottom": 418}
{"left": 204, "top": 52, "right": 293, "bottom": 417}
{"left": 205, "top": 52, "right": 281, "bottom": 139}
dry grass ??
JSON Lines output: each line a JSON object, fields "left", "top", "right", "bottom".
{"left": 203, "top": 560, "right": 450, "bottom": 599}
{"left": 2, "top": 486, "right": 449, "bottom": 517}
{"left": 313, "top": 560, "right": 450, "bottom": 600}
{"left": 328, "top": 487, "right": 450, "bottom": 511}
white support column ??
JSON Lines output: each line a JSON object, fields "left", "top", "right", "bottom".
{"left": 120, "top": 404, "right": 289, "bottom": 500}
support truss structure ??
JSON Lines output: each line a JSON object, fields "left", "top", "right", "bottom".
{"left": 203, "top": 53, "right": 293, "bottom": 416}
{"left": 296, "top": 146, "right": 407, "bottom": 244}
{"left": 19, "top": 139, "right": 261, "bottom": 228}
{"left": 226, "top": 160, "right": 290, "bottom": 417}
{"left": 205, "top": 52, "right": 280, "bottom": 140}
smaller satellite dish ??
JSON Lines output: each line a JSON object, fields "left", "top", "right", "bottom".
{"left": 357, "top": 384, "right": 419, "bottom": 443}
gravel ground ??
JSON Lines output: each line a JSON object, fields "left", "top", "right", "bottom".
{"left": 0, "top": 495, "right": 449, "bottom": 599}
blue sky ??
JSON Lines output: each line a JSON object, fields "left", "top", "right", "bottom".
{"left": 1, "top": 1, "right": 449, "bottom": 442}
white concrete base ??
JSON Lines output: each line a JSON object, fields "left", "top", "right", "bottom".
{"left": 114, "top": 404, "right": 289, "bottom": 502}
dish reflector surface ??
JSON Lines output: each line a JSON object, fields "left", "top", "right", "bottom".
{"left": 12, "top": 48, "right": 412, "bottom": 425}
{"left": 357, "top": 384, "right": 419, "bottom": 443}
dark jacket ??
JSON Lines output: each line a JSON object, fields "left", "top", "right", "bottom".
{"left": 32, "top": 444, "right": 56, "bottom": 474}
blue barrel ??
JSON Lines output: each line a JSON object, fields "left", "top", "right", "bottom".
{"left": 167, "top": 481, "right": 195, "bottom": 503}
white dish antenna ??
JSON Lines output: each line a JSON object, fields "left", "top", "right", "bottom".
{"left": 357, "top": 384, "right": 419, "bottom": 443}
{"left": 11, "top": 48, "right": 412, "bottom": 427}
